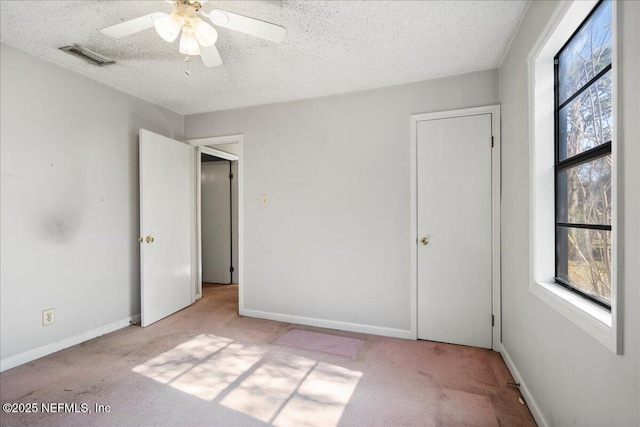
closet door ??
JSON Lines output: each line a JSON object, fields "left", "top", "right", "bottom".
{"left": 416, "top": 113, "right": 493, "bottom": 348}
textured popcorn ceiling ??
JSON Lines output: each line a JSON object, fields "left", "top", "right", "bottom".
{"left": 0, "top": 1, "right": 529, "bottom": 115}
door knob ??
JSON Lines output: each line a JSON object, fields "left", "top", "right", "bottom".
{"left": 145, "top": 236, "right": 155, "bottom": 243}
{"left": 420, "top": 237, "right": 429, "bottom": 245}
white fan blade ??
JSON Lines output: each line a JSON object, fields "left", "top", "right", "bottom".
{"left": 101, "top": 12, "right": 167, "bottom": 38}
{"left": 209, "top": 9, "right": 285, "bottom": 43}
{"left": 200, "top": 44, "right": 223, "bottom": 67}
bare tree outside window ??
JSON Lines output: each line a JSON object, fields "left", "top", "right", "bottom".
{"left": 555, "top": 0, "right": 612, "bottom": 307}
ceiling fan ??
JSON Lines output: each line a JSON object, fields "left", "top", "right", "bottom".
{"left": 100, "top": 0, "right": 285, "bottom": 68}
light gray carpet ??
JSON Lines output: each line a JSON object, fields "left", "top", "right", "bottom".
{"left": 0, "top": 284, "right": 536, "bottom": 426}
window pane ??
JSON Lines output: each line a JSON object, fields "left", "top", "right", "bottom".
{"left": 558, "top": 0, "right": 612, "bottom": 103}
{"left": 557, "top": 155, "right": 611, "bottom": 225}
{"left": 558, "top": 71, "right": 611, "bottom": 161}
{"left": 556, "top": 227, "right": 611, "bottom": 305}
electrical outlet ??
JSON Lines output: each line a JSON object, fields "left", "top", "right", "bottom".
{"left": 43, "top": 308, "right": 55, "bottom": 326}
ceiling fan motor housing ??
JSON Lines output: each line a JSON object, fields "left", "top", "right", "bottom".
{"left": 174, "top": 1, "right": 202, "bottom": 13}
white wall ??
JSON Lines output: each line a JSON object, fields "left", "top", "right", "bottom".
{"left": 0, "top": 44, "right": 184, "bottom": 365}
{"left": 185, "top": 70, "right": 499, "bottom": 336}
{"left": 499, "top": 1, "right": 639, "bottom": 426}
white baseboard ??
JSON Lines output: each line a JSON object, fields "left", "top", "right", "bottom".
{"left": 0, "top": 314, "right": 141, "bottom": 372}
{"left": 499, "top": 344, "right": 549, "bottom": 427}
{"left": 240, "top": 308, "right": 413, "bottom": 340}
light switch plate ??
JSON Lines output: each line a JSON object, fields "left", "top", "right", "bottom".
{"left": 261, "top": 194, "right": 269, "bottom": 207}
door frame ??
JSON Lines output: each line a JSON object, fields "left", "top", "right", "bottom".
{"left": 185, "top": 134, "right": 243, "bottom": 309}
{"left": 409, "top": 105, "right": 501, "bottom": 351}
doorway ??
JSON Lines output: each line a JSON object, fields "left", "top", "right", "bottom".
{"left": 409, "top": 106, "right": 501, "bottom": 350}
{"left": 187, "top": 135, "right": 243, "bottom": 306}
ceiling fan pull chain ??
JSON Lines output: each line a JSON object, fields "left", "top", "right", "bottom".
{"left": 184, "top": 56, "right": 191, "bottom": 75}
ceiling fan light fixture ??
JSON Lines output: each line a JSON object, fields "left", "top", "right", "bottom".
{"left": 193, "top": 18, "right": 217, "bottom": 47}
{"left": 101, "top": 2, "right": 286, "bottom": 69}
{"left": 154, "top": 12, "right": 183, "bottom": 42}
{"left": 179, "top": 26, "right": 201, "bottom": 56}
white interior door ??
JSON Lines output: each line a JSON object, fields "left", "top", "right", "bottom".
{"left": 140, "top": 129, "right": 193, "bottom": 327}
{"left": 417, "top": 114, "right": 493, "bottom": 348}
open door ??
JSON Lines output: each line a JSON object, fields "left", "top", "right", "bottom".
{"left": 139, "top": 129, "right": 193, "bottom": 327}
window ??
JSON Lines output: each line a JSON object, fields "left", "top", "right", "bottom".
{"left": 528, "top": 0, "right": 619, "bottom": 353}
{"left": 554, "top": 0, "right": 612, "bottom": 310}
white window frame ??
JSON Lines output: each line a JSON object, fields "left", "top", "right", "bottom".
{"left": 528, "top": 0, "right": 621, "bottom": 354}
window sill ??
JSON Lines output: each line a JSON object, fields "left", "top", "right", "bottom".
{"left": 530, "top": 281, "right": 618, "bottom": 353}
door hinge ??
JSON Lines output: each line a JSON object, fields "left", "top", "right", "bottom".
{"left": 491, "top": 314, "right": 495, "bottom": 327}
{"left": 230, "top": 266, "right": 235, "bottom": 273}
{"left": 491, "top": 136, "right": 494, "bottom": 148}
{"left": 229, "top": 173, "right": 234, "bottom": 179}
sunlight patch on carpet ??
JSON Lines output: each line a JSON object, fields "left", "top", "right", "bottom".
{"left": 274, "top": 329, "right": 364, "bottom": 359}
{"left": 271, "top": 361, "right": 363, "bottom": 426}
{"left": 132, "top": 334, "right": 265, "bottom": 401}
{"left": 221, "top": 352, "right": 362, "bottom": 426}
{"left": 132, "top": 333, "right": 362, "bottom": 426}
{"left": 220, "top": 352, "right": 315, "bottom": 422}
